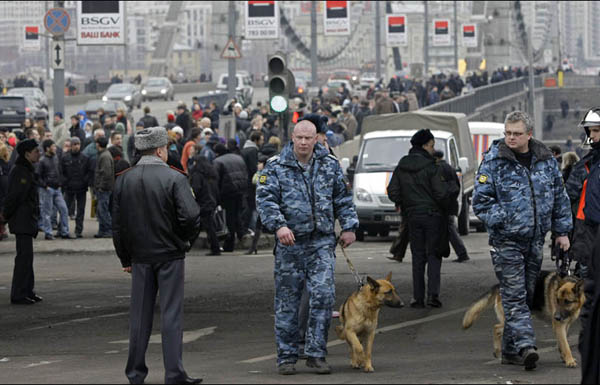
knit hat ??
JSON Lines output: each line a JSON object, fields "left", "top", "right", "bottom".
{"left": 135, "top": 126, "right": 168, "bottom": 151}
{"left": 54, "top": 112, "right": 63, "bottom": 119}
{"left": 202, "top": 128, "right": 214, "bottom": 136}
{"left": 70, "top": 137, "right": 81, "bottom": 145}
{"left": 114, "top": 122, "right": 126, "bottom": 135}
{"left": 16, "top": 139, "right": 38, "bottom": 156}
{"left": 410, "top": 129, "right": 435, "bottom": 147}
{"left": 171, "top": 126, "right": 184, "bottom": 136}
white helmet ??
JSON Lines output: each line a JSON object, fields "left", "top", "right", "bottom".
{"left": 579, "top": 108, "right": 600, "bottom": 137}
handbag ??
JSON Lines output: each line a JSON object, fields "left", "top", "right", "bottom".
{"left": 213, "top": 205, "right": 228, "bottom": 238}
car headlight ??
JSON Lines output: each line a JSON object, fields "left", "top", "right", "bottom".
{"left": 102, "top": 96, "right": 108, "bottom": 101}
{"left": 355, "top": 188, "right": 373, "bottom": 202}
{"left": 141, "top": 89, "right": 147, "bottom": 95}
{"left": 124, "top": 95, "right": 132, "bottom": 101}
{"left": 160, "top": 89, "right": 167, "bottom": 94}
{"left": 352, "top": 76, "right": 358, "bottom": 81}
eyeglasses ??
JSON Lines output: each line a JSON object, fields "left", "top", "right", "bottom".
{"left": 504, "top": 131, "right": 526, "bottom": 138}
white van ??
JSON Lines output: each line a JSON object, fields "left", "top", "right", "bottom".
{"left": 468, "top": 121, "right": 505, "bottom": 166}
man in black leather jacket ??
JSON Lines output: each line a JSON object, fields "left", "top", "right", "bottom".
{"left": 112, "top": 126, "right": 202, "bottom": 385}
{"left": 61, "top": 137, "right": 92, "bottom": 238}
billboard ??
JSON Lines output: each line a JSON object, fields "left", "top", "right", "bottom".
{"left": 245, "top": 1, "right": 279, "bottom": 39}
{"left": 462, "top": 24, "right": 477, "bottom": 48}
{"left": 23, "top": 26, "right": 41, "bottom": 51}
{"left": 433, "top": 19, "right": 451, "bottom": 46}
{"left": 323, "top": 1, "right": 350, "bottom": 36}
{"left": 76, "top": 0, "right": 125, "bottom": 45}
{"left": 386, "top": 15, "right": 407, "bottom": 47}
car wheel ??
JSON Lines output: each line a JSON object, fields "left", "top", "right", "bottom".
{"left": 367, "top": 229, "right": 378, "bottom": 237}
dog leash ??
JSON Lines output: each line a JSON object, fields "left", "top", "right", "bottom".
{"left": 337, "top": 237, "right": 364, "bottom": 289}
{"left": 552, "top": 245, "right": 573, "bottom": 278}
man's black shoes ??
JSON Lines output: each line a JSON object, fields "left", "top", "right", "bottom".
{"left": 427, "top": 295, "right": 442, "bottom": 308}
{"left": 501, "top": 348, "right": 539, "bottom": 370}
{"left": 306, "top": 357, "right": 331, "bottom": 374}
{"left": 410, "top": 299, "right": 425, "bottom": 308}
{"left": 173, "top": 376, "right": 202, "bottom": 384}
{"left": 31, "top": 294, "right": 43, "bottom": 302}
{"left": 11, "top": 297, "right": 36, "bottom": 305}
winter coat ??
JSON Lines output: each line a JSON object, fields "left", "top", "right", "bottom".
{"left": 566, "top": 148, "right": 600, "bottom": 224}
{"left": 473, "top": 138, "right": 573, "bottom": 245}
{"left": 2, "top": 155, "right": 40, "bottom": 236}
{"left": 61, "top": 150, "right": 92, "bottom": 192}
{"left": 53, "top": 119, "right": 69, "bottom": 148}
{"left": 387, "top": 147, "right": 448, "bottom": 218}
{"left": 69, "top": 124, "right": 86, "bottom": 145}
{"left": 0, "top": 158, "right": 9, "bottom": 208}
{"left": 241, "top": 140, "right": 260, "bottom": 187}
{"left": 213, "top": 153, "right": 248, "bottom": 199}
{"left": 94, "top": 149, "right": 115, "bottom": 192}
{"left": 256, "top": 141, "right": 359, "bottom": 236}
{"left": 37, "top": 154, "right": 62, "bottom": 189}
{"left": 437, "top": 159, "right": 461, "bottom": 216}
{"left": 140, "top": 114, "right": 159, "bottom": 128}
{"left": 112, "top": 155, "right": 201, "bottom": 267}
{"left": 189, "top": 155, "right": 220, "bottom": 216}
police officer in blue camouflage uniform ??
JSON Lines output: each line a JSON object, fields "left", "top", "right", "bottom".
{"left": 256, "top": 120, "right": 359, "bottom": 375}
{"left": 473, "top": 111, "right": 572, "bottom": 371}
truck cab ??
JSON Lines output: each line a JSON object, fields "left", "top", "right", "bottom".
{"left": 341, "top": 111, "right": 476, "bottom": 240}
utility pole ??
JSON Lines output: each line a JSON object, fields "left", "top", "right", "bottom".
{"left": 310, "top": 1, "right": 317, "bottom": 88}
{"left": 52, "top": 0, "right": 65, "bottom": 118}
{"left": 375, "top": 1, "right": 381, "bottom": 81}
{"left": 453, "top": 1, "right": 458, "bottom": 71}
{"left": 424, "top": 1, "right": 429, "bottom": 76}
{"left": 227, "top": 0, "right": 236, "bottom": 99}
{"left": 527, "top": 26, "right": 538, "bottom": 138}
{"left": 123, "top": 1, "right": 128, "bottom": 80}
{"left": 45, "top": 1, "right": 50, "bottom": 84}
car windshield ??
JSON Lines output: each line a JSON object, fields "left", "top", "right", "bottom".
{"left": 7, "top": 88, "right": 35, "bottom": 96}
{"left": 220, "top": 76, "right": 240, "bottom": 87}
{"left": 84, "top": 100, "right": 116, "bottom": 112}
{"left": 327, "top": 81, "right": 345, "bottom": 89}
{"left": 0, "top": 97, "right": 25, "bottom": 109}
{"left": 146, "top": 79, "right": 166, "bottom": 86}
{"left": 108, "top": 84, "right": 133, "bottom": 93}
{"left": 357, "top": 137, "right": 448, "bottom": 172}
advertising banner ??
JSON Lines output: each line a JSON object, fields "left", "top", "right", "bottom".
{"left": 462, "top": 24, "right": 477, "bottom": 48}
{"left": 433, "top": 19, "right": 451, "bottom": 46}
{"left": 23, "top": 26, "right": 41, "bottom": 51}
{"left": 76, "top": 1, "right": 125, "bottom": 45}
{"left": 246, "top": 1, "right": 279, "bottom": 39}
{"left": 386, "top": 15, "right": 407, "bottom": 47}
{"left": 324, "top": 1, "right": 350, "bottom": 36}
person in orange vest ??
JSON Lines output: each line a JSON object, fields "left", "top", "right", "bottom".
{"left": 565, "top": 108, "right": 600, "bottom": 381}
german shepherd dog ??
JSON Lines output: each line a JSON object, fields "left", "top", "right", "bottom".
{"left": 462, "top": 271, "right": 585, "bottom": 368}
{"left": 335, "top": 272, "right": 404, "bottom": 372}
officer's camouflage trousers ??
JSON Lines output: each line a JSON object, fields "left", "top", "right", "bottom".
{"left": 490, "top": 237, "right": 544, "bottom": 356}
{"left": 273, "top": 234, "right": 336, "bottom": 365}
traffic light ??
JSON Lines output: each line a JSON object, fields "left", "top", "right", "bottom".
{"left": 268, "top": 52, "right": 295, "bottom": 113}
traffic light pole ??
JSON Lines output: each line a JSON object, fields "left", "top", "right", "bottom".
{"left": 52, "top": 0, "right": 65, "bottom": 118}
{"left": 227, "top": 1, "right": 236, "bottom": 100}
{"left": 310, "top": 2, "right": 317, "bottom": 88}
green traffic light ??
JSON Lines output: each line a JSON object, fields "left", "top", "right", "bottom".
{"left": 270, "top": 95, "right": 288, "bottom": 113}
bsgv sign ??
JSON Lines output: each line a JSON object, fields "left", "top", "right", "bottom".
{"left": 245, "top": 1, "right": 279, "bottom": 40}
{"left": 76, "top": 0, "right": 124, "bottom": 45}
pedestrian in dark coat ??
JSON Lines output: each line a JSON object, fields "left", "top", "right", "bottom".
{"left": 175, "top": 105, "right": 192, "bottom": 139}
{"left": 387, "top": 129, "right": 448, "bottom": 308}
{"left": 213, "top": 143, "right": 248, "bottom": 251}
{"left": 189, "top": 155, "right": 221, "bottom": 255}
{"left": 94, "top": 137, "right": 114, "bottom": 238}
{"left": 2, "top": 140, "right": 42, "bottom": 305}
{"left": 61, "top": 137, "right": 92, "bottom": 237}
{"left": 112, "top": 127, "right": 202, "bottom": 385}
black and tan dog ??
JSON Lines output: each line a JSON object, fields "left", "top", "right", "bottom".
{"left": 335, "top": 272, "right": 404, "bottom": 372}
{"left": 462, "top": 270, "right": 585, "bottom": 368}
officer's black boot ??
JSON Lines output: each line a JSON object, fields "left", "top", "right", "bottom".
{"left": 306, "top": 357, "right": 331, "bottom": 374}
{"left": 245, "top": 228, "right": 261, "bottom": 255}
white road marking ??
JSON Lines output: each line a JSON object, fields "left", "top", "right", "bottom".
{"left": 24, "top": 360, "right": 62, "bottom": 368}
{"left": 26, "top": 312, "right": 128, "bottom": 331}
{"left": 104, "top": 350, "right": 119, "bottom": 354}
{"left": 0, "top": 357, "right": 10, "bottom": 363}
{"left": 239, "top": 307, "right": 468, "bottom": 364}
{"left": 109, "top": 326, "right": 217, "bottom": 345}
{"left": 484, "top": 336, "right": 578, "bottom": 365}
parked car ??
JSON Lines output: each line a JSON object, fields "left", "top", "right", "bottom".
{"left": 7, "top": 87, "right": 48, "bottom": 110}
{"left": 216, "top": 73, "right": 254, "bottom": 107}
{"left": 347, "top": 111, "right": 476, "bottom": 240}
{"left": 322, "top": 79, "right": 353, "bottom": 99}
{"left": 0, "top": 95, "right": 45, "bottom": 130}
{"left": 359, "top": 72, "right": 377, "bottom": 89}
{"left": 102, "top": 83, "right": 142, "bottom": 110}
{"left": 328, "top": 70, "right": 360, "bottom": 87}
{"left": 83, "top": 99, "right": 131, "bottom": 123}
{"left": 141, "top": 77, "right": 174, "bottom": 102}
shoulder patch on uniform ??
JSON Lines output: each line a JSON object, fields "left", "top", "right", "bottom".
{"left": 169, "top": 165, "right": 187, "bottom": 176}
{"left": 115, "top": 167, "right": 132, "bottom": 177}
{"left": 478, "top": 174, "right": 489, "bottom": 184}
{"left": 327, "top": 154, "right": 338, "bottom": 161}
{"left": 20, "top": 178, "right": 27, "bottom": 184}
{"left": 259, "top": 175, "right": 267, "bottom": 184}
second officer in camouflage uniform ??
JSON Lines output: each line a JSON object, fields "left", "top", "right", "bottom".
{"left": 473, "top": 111, "right": 572, "bottom": 370}
{"left": 256, "top": 120, "right": 359, "bottom": 375}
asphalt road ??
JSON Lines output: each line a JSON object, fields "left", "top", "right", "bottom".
{"left": 51, "top": 87, "right": 270, "bottom": 128}
{"left": 0, "top": 226, "right": 583, "bottom": 384}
